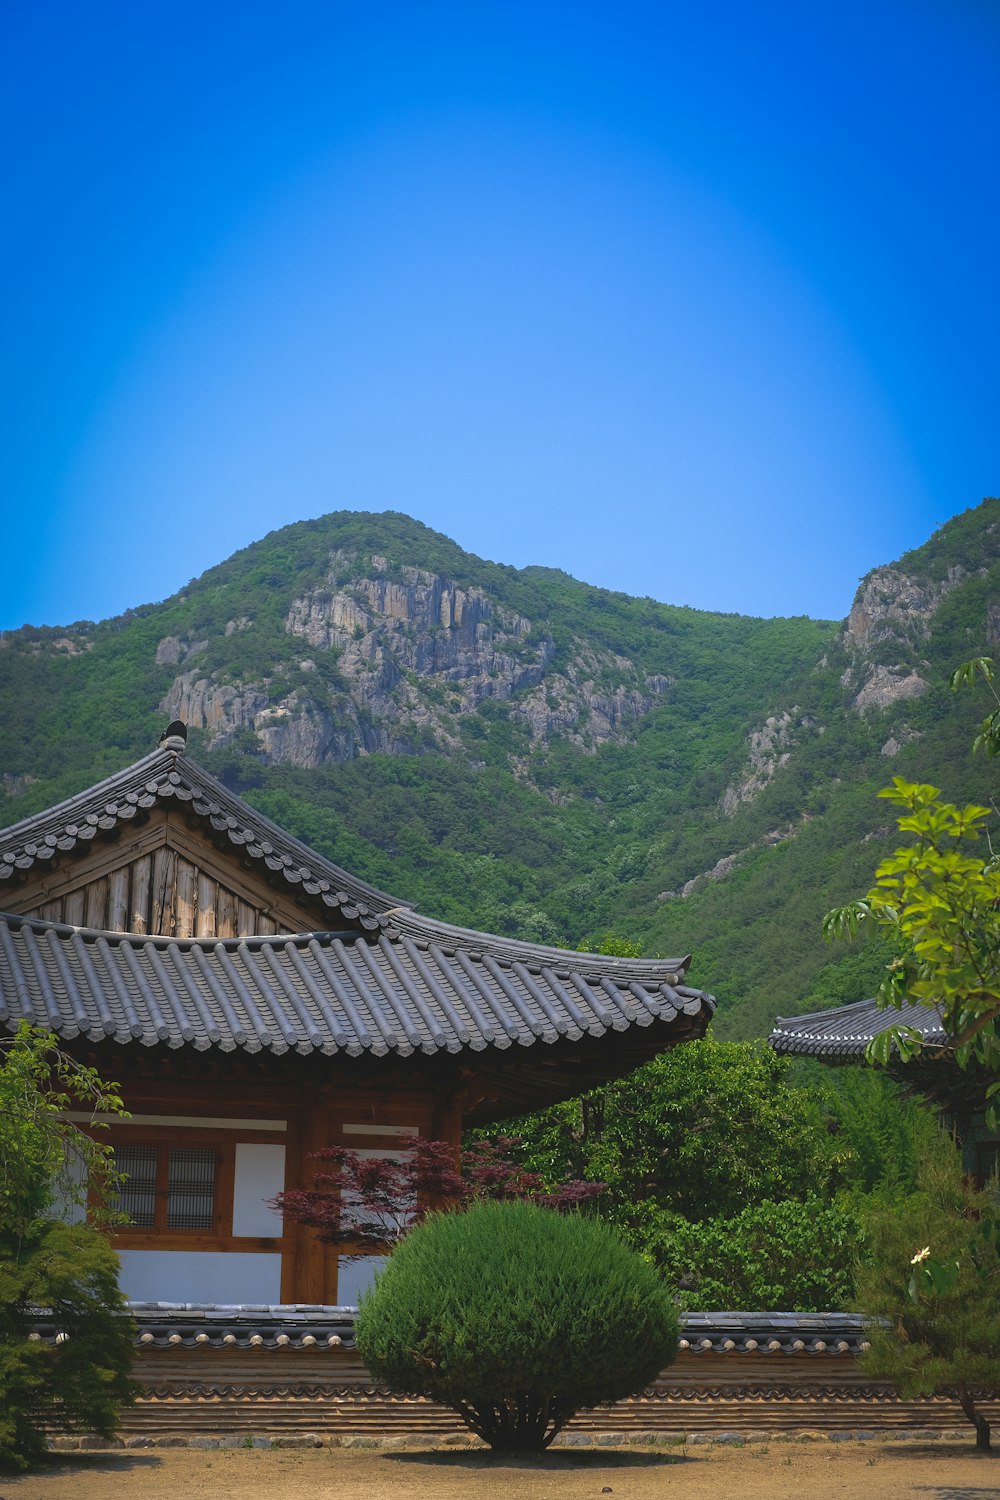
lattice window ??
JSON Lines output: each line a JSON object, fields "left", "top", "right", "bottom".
{"left": 114, "top": 1144, "right": 158, "bottom": 1228}
{"left": 112, "top": 1142, "right": 220, "bottom": 1234}
{"left": 166, "top": 1147, "right": 217, "bottom": 1230}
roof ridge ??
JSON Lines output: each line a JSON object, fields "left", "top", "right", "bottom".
{"left": 387, "top": 909, "right": 691, "bottom": 978}
{"left": 0, "top": 746, "right": 175, "bottom": 844}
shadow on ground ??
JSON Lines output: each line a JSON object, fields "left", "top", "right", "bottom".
{"left": 386, "top": 1449, "right": 687, "bottom": 1471}
{"left": 2, "top": 1454, "right": 164, "bottom": 1478}
{"left": 910, "top": 1486, "right": 1000, "bottom": 1500}
{"left": 876, "top": 1443, "right": 998, "bottom": 1465}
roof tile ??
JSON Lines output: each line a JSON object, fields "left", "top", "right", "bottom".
{"left": 769, "top": 996, "right": 947, "bottom": 1057}
{"left": 0, "top": 911, "right": 713, "bottom": 1059}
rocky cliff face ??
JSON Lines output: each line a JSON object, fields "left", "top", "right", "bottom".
{"left": 840, "top": 565, "right": 962, "bottom": 654}
{"left": 717, "top": 550, "right": 993, "bottom": 813}
{"left": 160, "top": 552, "right": 668, "bottom": 768}
{"left": 837, "top": 563, "right": 974, "bottom": 713}
{"left": 720, "top": 709, "right": 818, "bottom": 814}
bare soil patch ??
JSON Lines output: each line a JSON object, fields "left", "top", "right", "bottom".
{"left": 3, "top": 1441, "right": 999, "bottom": 1500}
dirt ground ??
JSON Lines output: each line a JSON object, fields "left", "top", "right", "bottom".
{"left": 3, "top": 1441, "right": 1000, "bottom": 1500}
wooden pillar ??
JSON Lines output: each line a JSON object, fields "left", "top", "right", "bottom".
{"left": 150, "top": 849, "right": 176, "bottom": 934}
{"left": 280, "top": 1099, "right": 333, "bottom": 1303}
{"left": 431, "top": 1091, "right": 463, "bottom": 1150}
{"left": 64, "top": 889, "right": 85, "bottom": 925}
{"left": 85, "top": 876, "right": 109, "bottom": 930}
{"left": 130, "top": 855, "right": 151, "bottom": 934}
{"left": 216, "top": 885, "right": 238, "bottom": 938}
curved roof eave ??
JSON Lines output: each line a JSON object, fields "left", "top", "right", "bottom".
{"left": 769, "top": 995, "right": 948, "bottom": 1058}
{"left": 0, "top": 910, "right": 715, "bottom": 1060}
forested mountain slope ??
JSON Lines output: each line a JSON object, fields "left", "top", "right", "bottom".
{"left": 2, "top": 500, "right": 998, "bottom": 1038}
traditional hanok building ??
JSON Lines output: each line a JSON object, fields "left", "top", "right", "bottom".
{"left": 0, "top": 723, "right": 715, "bottom": 1307}
{"left": 7, "top": 733, "right": 1000, "bottom": 1439}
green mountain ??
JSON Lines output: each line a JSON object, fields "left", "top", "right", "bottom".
{"left": 2, "top": 500, "right": 998, "bottom": 1039}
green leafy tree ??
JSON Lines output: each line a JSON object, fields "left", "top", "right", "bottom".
{"left": 0, "top": 1025, "right": 136, "bottom": 1469}
{"left": 814, "top": 1067, "right": 942, "bottom": 1198}
{"left": 0, "top": 1023, "right": 125, "bottom": 1235}
{"left": 645, "top": 1197, "right": 863, "bottom": 1311}
{"left": 820, "top": 659, "right": 1000, "bottom": 1447}
{"left": 856, "top": 1143, "right": 1000, "bottom": 1450}
{"left": 824, "top": 655, "right": 1000, "bottom": 1123}
{"left": 487, "top": 1039, "right": 840, "bottom": 1225}
{"left": 591, "top": 1040, "right": 841, "bottom": 1222}
{"left": 356, "top": 1199, "right": 678, "bottom": 1451}
{"left": 578, "top": 933, "right": 644, "bottom": 958}
{"left": 473, "top": 1042, "right": 939, "bottom": 1310}
{"left": 954, "top": 655, "right": 1000, "bottom": 758}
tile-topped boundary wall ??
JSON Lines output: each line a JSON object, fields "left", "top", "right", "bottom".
{"left": 29, "top": 1305, "right": 1000, "bottom": 1439}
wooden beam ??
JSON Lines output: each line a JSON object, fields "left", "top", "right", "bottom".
{"left": 217, "top": 883, "right": 238, "bottom": 938}
{"left": 64, "top": 889, "right": 85, "bottom": 925}
{"left": 150, "top": 848, "right": 176, "bottom": 934}
{"left": 130, "top": 854, "right": 152, "bottom": 934}
{"left": 108, "top": 867, "right": 129, "bottom": 931}
{"left": 195, "top": 873, "right": 217, "bottom": 939}
{"left": 84, "top": 876, "right": 108, "bottom": 930}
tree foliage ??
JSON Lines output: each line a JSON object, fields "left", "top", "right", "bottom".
{"left": 0, "top": 1223, "right": 137, "bottom": 1469}
{"left": 481, "top": 1040, "right": 841, "bottom": 1223}
{"left": 355, "top": 1200, "right": 678, "bottom": 1450}
{"left": 274, "top": 1134, "right": 603, "bottom": 1254}
{"left": 475, "top": 1039, "right": 938, "bottom": 1310}
{"left": 645, "top": 1197, "right": 863, "bottom": 1311}
{"left": 0, "top": 1025, "right": 136, "bottom": 1469}
{"left": 824, "top": 660, "right": 1000, "bottom": 1123}
{"left": 0, "top": 1023, "right": 125, "bottom": 1235}
{"left": 952, "top": 655, "right": 1000, "bottom": 758}
{"left": 856, "top": 1144, "right": 1000, "bottom": 1450}
{"left": 584, "top": 1039, "right": 840, "bottom": 1222}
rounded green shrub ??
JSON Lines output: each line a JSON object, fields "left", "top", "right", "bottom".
{"left": 355, "top": 1199, "right": 678, "bottom": 1450}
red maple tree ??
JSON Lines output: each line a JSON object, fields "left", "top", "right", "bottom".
{"left": 273, "top": 1135, "right": 604, "bottom": 1255}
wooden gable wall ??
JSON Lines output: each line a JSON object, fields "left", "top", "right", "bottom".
{"left": 3, "top": 808, "right": 326, "bottom": 938}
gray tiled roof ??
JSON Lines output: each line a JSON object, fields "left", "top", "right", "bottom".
{"left": 769, "top": 996, "right": 947, "bottom": 1058}
{"left": 0, "top": 746, "right": 407, "bottom": 930}
{"left": 0, "top": 743, "right": 714, "bottom": 1057}
{"left": 0, "top": 911, "right": 713, "bottom": 1057}
{"left": 26, "top": 1304, "right": 871, "bottom": 1355}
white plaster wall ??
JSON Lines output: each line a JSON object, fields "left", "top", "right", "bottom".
{"left": 53, "top": 1144, "right": 88, "bottom": 1224}
{"left": 232, "top": 1143, "right": 286, "bottom": 1237}
{"left": 117, "top": 1250, "right": 282, "bottom": 1303}
{"left": 336, "top": 1255, "right": 387, "bottom": 1307}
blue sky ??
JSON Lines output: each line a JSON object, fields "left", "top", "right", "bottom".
{"left": 2, "top": 0, "right": 997, "bottom": 627}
